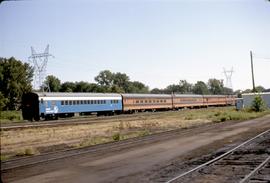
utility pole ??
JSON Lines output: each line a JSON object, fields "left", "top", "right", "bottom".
{"left": 250, "top": 50, "right": 256, "bottom": 92}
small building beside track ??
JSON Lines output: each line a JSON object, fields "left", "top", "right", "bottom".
{"left": 242, "top": 92, "right": 270, "bottom": 108}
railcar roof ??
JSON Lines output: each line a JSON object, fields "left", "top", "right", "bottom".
{"left": 34, "top": 92, "right": 121, "bottom": 98}
{"left": 173, "top": 94, "right": 203, "bottom": 98}
{"left": 203, "top": 95, "right": 235, "bottom": 97}
{"left": 242, "top": 92, "right": 270, "bottom": 96}
{"left": 122, "top": 93, "right": 172, "bottom": 98}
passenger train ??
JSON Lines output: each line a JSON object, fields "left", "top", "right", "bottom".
{"left": 22, "top": 92, "right": 236, "bottom": 121}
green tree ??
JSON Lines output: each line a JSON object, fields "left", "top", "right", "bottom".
{"left": 113, "top": 72, "right": 130, "bottom": 92}
{"left": 127, "top": 81, "right": 149, "bottom": 93}
{"left": 165, "top": 84, "right": 180, "bottom": 94}
{"left": 251, "top": 95, "right": 266, "bottom": 112}
{"left": 110, "top": 85, "right": 125, "bottom": 93}
{"left": 0, "top": 57, "right": 33, "bottom": 110}
{"left": 208, "top": 78, "right": 224, "bottom": 94}
{"left": 255, "top": 86, "right": 265, "bottom": 93}
{"left": 223, "top": 87, "right": 233, "bottom": 95}
{"left": 0, "top": 92, "right": 8, "bottom": 111}
{"left": 193, "top": 81, "right": 209, "bottom": 94}
{"left": 74, "top": 81, "right": 92, "bottom": 92}
{"left": 94, "top": 70, "right": 114, "bottom": 86}
{"left": 179, "top": 80, "right": 192, "bottom": 94}
{"left": 60, "top": 82, "right": 76, "bottom": 92}
{"left": 44, "top": 75, "right": 61, "bottom": 92}
{"left": 150, "top": 88, "right": 164, "bottom": 94}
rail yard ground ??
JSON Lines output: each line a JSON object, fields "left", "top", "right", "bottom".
{"left": 1, "top": 112, "right": 270, "bottom": 183}
{"left": 1, "top": 107, "right": 270, "bottom": 160}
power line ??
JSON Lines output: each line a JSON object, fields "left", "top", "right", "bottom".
{"left": 28, "top": 44, "right": 54, "bottom": 92}
{"left": 223, "top": 67, "right": 234, "bottom": 89}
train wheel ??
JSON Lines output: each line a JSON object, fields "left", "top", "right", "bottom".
{"left": 34, "top": 116, "right": 40, "bottom": 121}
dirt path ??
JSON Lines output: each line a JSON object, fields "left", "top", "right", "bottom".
{"left": 2, "top": 115, "right": 270, "bottom": 183}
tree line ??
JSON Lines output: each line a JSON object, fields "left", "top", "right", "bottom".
{"left": 45, "top": 72, "right": 233, "bottom": 95}
{"left": 1, "top": 57, "right": 268, "bottom": 110}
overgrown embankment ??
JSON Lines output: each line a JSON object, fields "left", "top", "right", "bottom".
{"left": 1, "top": 107, "right": 269, "bottom": 160}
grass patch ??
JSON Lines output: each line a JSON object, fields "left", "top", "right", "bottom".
{"left": 15, "top": 147, "right": 39, "bottom": 157}
{"left": 210, "top": 108, "right": 270, "bottom": 123}
{"left": 0, "top": 154, "right": 11, "bottom": 161}
{"left": 0, "top": 110, "right": 23, "bottom": 123}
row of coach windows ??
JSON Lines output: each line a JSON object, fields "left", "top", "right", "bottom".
{"left": 60, "top": 100, "right": 119, "bottom": 105}
{"left": 135, "top": 99, "right": 167, "bottom": 104}
{"left": 180, "top": 98, "right": 198, "bottom": 102}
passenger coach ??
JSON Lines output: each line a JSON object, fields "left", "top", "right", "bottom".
{"left": 122, "top": 94, "right": 172, "bottom": 112}
{"left": 22, "top": 92, "right": 122, "bottom": 121}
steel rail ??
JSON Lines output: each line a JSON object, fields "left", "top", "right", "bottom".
{"left": 2, "top": 125, "right": 206, "bottom": 171}
{"left": 1, "top": 106, "right": 232, "bottom": 130}
{"left": 165, "top": 128, "right": 270, "bottom": 183}
{"left": 0, "top": 113, "right": 165, "bottom": 130}
{"left": 239, "top": 156, "right": 270, "bottom": 183}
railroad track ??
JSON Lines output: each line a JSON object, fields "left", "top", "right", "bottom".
{"left": 1, "top": 107, "right": 229, "bottom": 130}
{"left": 0, "top": 111, "right": 174, "bottom": 130}
{"left": 1, "top": 126, "right": 203, "bottom": 172}
{"left": 164, "top": 129, "right": 270, "bottom": 183}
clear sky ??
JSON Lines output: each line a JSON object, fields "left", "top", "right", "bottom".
{"left": 1, "top": 0, "right": 269, "bottom": 91}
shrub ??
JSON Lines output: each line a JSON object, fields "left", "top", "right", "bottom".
{"left": 139, "top": 130, "right": 150, "bottom": 137}
{"left": 0, "top": 110, "right": 22, "bottom": 122}
{"left": 15, "top": 147, "right": 38, "bottom": 156}
{"left": 112, "top": 133, "right": 120, "bottom": 141}
{"left": 251, "top": 95, "right": 266, "bottom": 112}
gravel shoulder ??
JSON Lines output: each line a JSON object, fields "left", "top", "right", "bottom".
{"left": 1, "top": 115, "right": 270, "bottom": 183}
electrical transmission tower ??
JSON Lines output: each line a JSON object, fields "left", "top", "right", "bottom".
{"left": 223, "top": 67, "right": 234, "bottom": 89}
{"left": 28, "top": 45, "right": 54, "bottom": 92}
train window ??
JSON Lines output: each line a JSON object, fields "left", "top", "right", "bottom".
{"left": 149, "top": 100, "right": 152, "bottom": 103}
{"left": 65, "top": 101, "right": 68, "bottom": 105}
{"left": 94, "top": 100, "right": 97, "bottom": 104}
{"left": 73, "top": 101, "right": 76, "bottom": 105}
{"left": 61, "top": 101, "right": 64, "bottom": 105}
{"left": 41, "top": 99, "right": 44, "bottom": 104}
{"left": 87, "top": 100, "right": 90, "bottom": 104}
{"left": 136, "top": 100, "right": 139, "bottom": 103}
{"left": 91, "top": 100, "right": 93, "bottom": 104}
{"left": 140, "top": 100, "right": 143, "bottom": 103}
{"left": 76, "top": 101, "right": 80, "bottom": 105}
{"left": 153, "top": 100, "right": 155, "bottom": 103}
{"left": 80, "top": 101, "right": 83, "bottom": 104}
{"left": 164, "top": 100, "right": 166, "bottom": 103}
{"left": 98, "top": 100, "right": 100, "bottom": 104}
{"left": 104, "top": 100, "right": 106, "bottom": 104}
{"left": 83, "top": 100, "right": 86, "bottom": 104}
{"left": 69, "top": 101, "right": 72, "bottom": 105}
